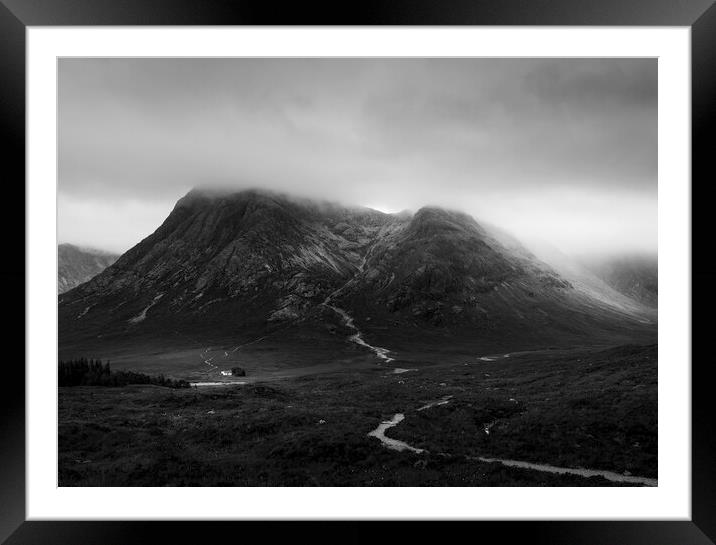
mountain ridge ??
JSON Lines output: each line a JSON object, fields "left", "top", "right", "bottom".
{"left": 59, "top": 188, "right": 656, "bottom": 363}
{"left": 58, "top": 243, "right": 119, "bottom": 294}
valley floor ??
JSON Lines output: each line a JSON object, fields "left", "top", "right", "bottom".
{"left": 58, "top": 344, "right": 657, "bottom": 487}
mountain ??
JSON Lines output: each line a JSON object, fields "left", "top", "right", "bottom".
{"left": 577, "top": 254, "right": 657, "bottom": 308}
{"left": 523, "top": 241, "right": 657, "bottom": 315}
{"left": 58, "top": 243, "right": 119, "bottom": 294}
{"left": 58, "top": 189, "right": 656, "bottom": 363}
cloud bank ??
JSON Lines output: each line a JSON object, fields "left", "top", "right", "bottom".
{"left": 58, "top": 58, "right": 656, "bottom": 255}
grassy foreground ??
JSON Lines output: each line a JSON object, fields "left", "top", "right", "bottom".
{"left": 58, "top": 344, "right": 656, "bottom": 486}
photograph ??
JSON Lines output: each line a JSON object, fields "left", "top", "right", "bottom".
{"left": 56, "top": 57, "right": 658, "bottom": 488}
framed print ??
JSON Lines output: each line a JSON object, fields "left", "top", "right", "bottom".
{"left": 4, "top": 0, "right": 715, "bottom": 543}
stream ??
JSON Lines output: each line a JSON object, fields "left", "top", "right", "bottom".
{"left": 321, "top": 244, "right": 395, "bottom": 363}
{"left": 367, "top": 400, "right": 657, "bottom": 487}
{"left": 467, "top": 455, "right": 657, "bottom": 486}
{"left": 326, "top": 305, "right": 394, "bottom": 362}
{"left": 367, "top": 414, "right": 424, "bottom": 454}
{"left": 189, "top": 381, "right": 247, "bottom": 387}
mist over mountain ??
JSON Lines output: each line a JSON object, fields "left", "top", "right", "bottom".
{"left": 58, "top": 243, "right": 119, "bottom": 294}
{"left": 521, "top": 239, "right": 658, "bottom": 313}
{"left": 59, "top": 188, "right": 656, "bottom": 360}
{"left": 577, "top": 254, "right": 657, "bottom": 308}
{"left": 59, "top": 58, "right": 657, "bottom": 259}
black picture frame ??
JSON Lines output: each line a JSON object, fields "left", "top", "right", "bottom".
{"left": 4, "top": 1, "right": 714, "bottom": 543}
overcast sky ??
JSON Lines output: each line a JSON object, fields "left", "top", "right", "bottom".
{"left": 58, "top": 58, "right": 656, "bottom": 256}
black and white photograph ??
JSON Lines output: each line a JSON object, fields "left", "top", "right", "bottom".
{"left": 57, "top": 57, "right": 658, "bottom": 488}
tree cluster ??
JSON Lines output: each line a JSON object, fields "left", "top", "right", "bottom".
{"left": 58, "top": 358, "right": 189, "bottom": 388}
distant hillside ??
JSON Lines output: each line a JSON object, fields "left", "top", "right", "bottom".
{"left": 58, "top": 243, "right": 119, "bottom": 294}
{"left": 578, "top": 254, "right": 657, "bottom": 308}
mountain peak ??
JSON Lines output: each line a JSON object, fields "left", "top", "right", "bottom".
{"left": 408, "top": 205, "right": 482, "bottom": 238}
{"left": 175, "top": 187, "right": 284, "bottom": 210}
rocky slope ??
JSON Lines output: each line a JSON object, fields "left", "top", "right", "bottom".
{"left": 58, "top": 244, "right": 119, "bottom": 294}
{"left": 59, "top": 189, "right": 656, "bottom": 358}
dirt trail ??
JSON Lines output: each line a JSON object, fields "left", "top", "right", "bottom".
{"left": 189, "top": 381, "right": 247, "bottom": 387}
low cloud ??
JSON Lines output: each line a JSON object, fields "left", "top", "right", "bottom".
{"left": 59, "top": 58, "right": 656, "bottom": 255}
